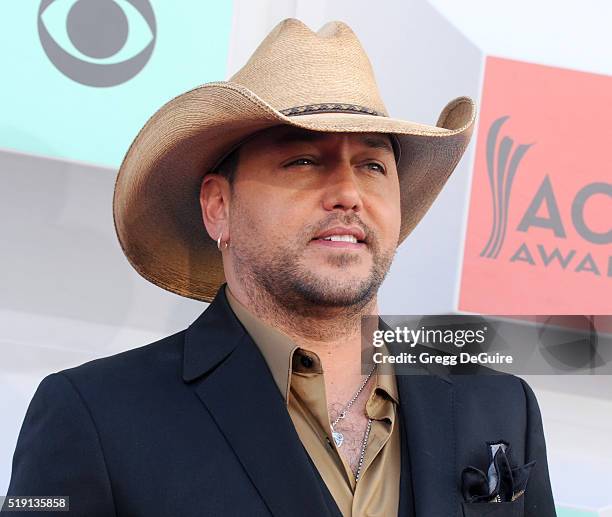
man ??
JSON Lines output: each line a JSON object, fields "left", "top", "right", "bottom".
{"left": 6, "top": 18, "right": 556, "bottom": 517}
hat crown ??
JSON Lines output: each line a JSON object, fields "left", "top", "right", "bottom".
{"left": 229, "top": 18, "right": 388, "bottom": 115}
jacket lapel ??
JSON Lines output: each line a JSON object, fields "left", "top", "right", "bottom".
{"left": 397, "top": 374, "right": 456, "bottom": 516}
{"left": 394, "top": 347, "right": 456, "bottom": 517}
{"left": 182, "top": 286, "right": 338, "bottom": 517}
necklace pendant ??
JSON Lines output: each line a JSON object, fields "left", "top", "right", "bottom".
{"left": 332, "top": 431, "right": 344, "bottom": 448}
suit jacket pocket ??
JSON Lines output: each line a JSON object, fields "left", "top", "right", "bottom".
{"left": 462, "top": 496, "right": 525, "bottom": 516}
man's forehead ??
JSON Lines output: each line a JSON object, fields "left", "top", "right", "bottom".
{"left": 252, "top": 125, "right": 396, "bottom": 154}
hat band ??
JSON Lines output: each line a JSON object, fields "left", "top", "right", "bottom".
{"left": 280, "top": 103, "right": 386, "bottom": 117}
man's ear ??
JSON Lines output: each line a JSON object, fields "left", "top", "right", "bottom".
{"left": 199, "top": 173, "right": 231, "bottom": 241}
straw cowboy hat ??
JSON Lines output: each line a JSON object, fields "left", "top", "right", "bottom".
{"left": 113, "top": 18, "right": 477, "bottom": 303}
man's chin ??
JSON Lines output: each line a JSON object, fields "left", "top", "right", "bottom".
{"left": 303, "top": 266, "right": 371, "bottom": 286}
{"left": 304, "top": 254, "right": 371, "bottom": 273}
{"left": 289, "top": 274, "right": 378, "bottom": 308}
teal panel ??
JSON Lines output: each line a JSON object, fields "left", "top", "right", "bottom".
{"left": 556, "top": 506, "right": 598, "bottom": 516}
{"left": 0, "top": 0, "right": 233, "bottom": 167}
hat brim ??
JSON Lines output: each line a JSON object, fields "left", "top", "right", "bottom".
{"left": 113, "top": 82, "right": 476, "bottom": 302}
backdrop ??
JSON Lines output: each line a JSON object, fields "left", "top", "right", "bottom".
{"left": 1, "top": 1, "right": 611, "bottom": 514}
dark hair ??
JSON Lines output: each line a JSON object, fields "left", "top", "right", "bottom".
{"left": 212, "top": 146, "right": 240, "bottom": 187}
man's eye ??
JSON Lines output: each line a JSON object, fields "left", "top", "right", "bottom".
{"left": 287, "top": 158, "right": 315, "bottom": 167}
{"left": 366, "top": 162, "right": 386, "bottom": 174}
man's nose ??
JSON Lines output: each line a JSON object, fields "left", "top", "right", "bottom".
{"left": 320, "top": 161, "right": 364, "bottom": 212}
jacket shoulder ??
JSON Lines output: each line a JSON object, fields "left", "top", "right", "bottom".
{"left": 56, "top": 329, "right": 187, "bottom": 388}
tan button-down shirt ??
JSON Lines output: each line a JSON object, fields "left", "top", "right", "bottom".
{"left": 225, "top": 285, "right": 400, "bottom": 517}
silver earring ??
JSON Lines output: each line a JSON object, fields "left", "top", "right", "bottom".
{"left": 217, "top": 233, "right": 229, "bottom": 250}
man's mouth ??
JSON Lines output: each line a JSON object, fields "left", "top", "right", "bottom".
{"left": 316, "top": 235, "right": 361, "bottom": 243}
{"left": 310, "top": 227, "right": 367, "bottom": 249}
{"left": 311, "top": 226, "right": 366, "bottom": 243}
{"left": 310, "top": 234, "right": 366, "bottom": 249}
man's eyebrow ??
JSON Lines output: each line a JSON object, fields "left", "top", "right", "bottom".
{"left": 358, "top": 135, "right": 395, "bottom": 154}
{"left": 272, "top": 130, "right": 394, "bottom": 154}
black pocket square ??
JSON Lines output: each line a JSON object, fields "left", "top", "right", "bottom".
{"left": 461, "top": 441, "right": 535, "bottom": 503}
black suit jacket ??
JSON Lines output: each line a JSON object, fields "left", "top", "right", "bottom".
{"left": 6, "top": 285, "right": 556, "bottom": 516}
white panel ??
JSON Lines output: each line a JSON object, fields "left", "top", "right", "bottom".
{"left": 429, "top": 0, "right": 612, "bottom": 75}
{"left": 226, "top": 0, "right": 298, "bottom": 76}
{"left": 524, "top": 381, "right": 612, "bottom": 509}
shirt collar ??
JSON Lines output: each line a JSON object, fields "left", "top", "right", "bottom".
{"left": 374, "top": 359, "right": 399, "bottom": 405}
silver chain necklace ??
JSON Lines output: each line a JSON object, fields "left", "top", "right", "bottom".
{"left": 329, "top": 364, "right": 377, "bottom": 482}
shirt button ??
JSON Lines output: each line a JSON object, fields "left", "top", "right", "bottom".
{"left": 300, "top": 354, "right": 314, "bottom": 368}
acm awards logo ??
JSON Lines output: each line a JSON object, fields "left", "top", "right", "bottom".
{"left": 38, "top": 0, "right": 156, "bottom": 87}
{"left": 480, "top": 115, "right": 612, "bottom": 279}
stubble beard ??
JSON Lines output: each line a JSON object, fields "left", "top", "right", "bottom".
{"left": 229, "top": 213, "right": 396, "bottom": 321}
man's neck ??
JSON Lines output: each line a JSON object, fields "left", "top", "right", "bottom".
{"left": 226, "top": 281, "right": 380, "bottom": 407}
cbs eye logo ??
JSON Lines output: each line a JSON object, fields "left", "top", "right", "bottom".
{"left": 38, "top": 0, "right": 156, "bottom": 87}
